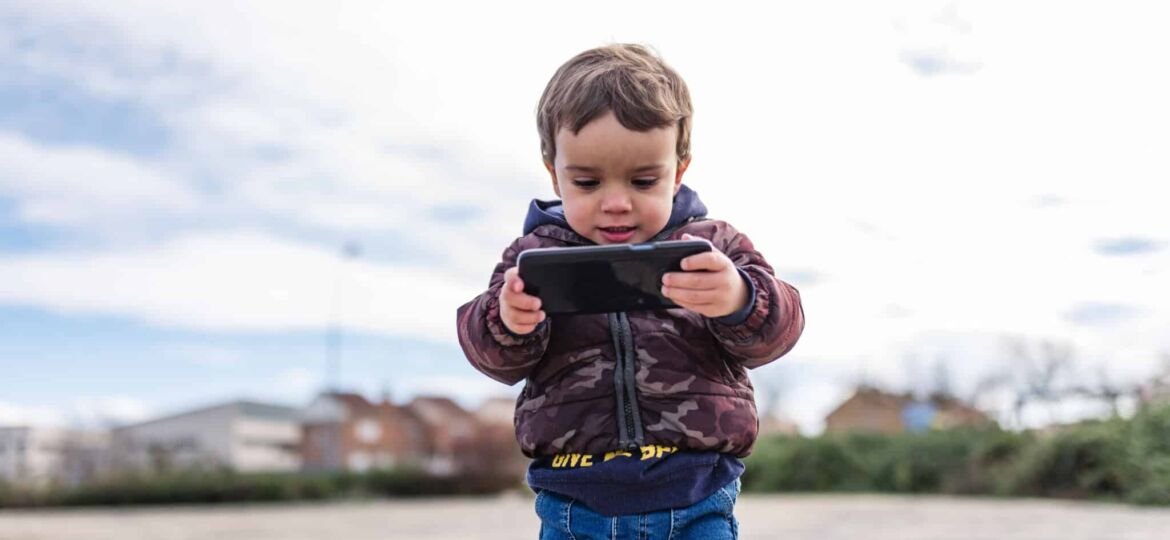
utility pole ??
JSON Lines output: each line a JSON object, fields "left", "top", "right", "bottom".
{"left": 325, "top": 241, "right": 362, "bottom": 392}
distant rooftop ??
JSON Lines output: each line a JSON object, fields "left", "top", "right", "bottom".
{"left": 115, "top": 399, "right": 299, "bottom": 430}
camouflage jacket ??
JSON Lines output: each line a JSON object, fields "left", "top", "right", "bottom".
{"left": 456, "top": 209, "right": 805, "bottom": 458}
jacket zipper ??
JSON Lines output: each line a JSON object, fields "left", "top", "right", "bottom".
{"left": 606, "top": 220, "right": 696, "bottom": 450}
{"left": 609, "top": 312, "right": 644, "bottom": 450}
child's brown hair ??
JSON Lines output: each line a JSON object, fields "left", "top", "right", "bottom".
{"left": 536, "top": 44, "right": 693, "bottom": 165}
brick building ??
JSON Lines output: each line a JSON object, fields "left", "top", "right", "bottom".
{"left": 824, "top": 386, "right": 992, "bottom": 435}
{"left": 300, "top": 392, "right": 428, "bottom": 472}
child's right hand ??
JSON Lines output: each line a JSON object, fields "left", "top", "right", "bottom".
{"left": 499, "top": 267, "right": 546, "bottom": 335}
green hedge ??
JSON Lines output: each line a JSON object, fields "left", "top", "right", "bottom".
{"left": 744, "top": 428, "right": 1028, "bottom": 495}
{"left": 1127, "top": 404, "right": 1170, "bottom": 504}
{"left": 1000, "top": 419, "right": 1128, "bottom": 499}
{"left": 6, "top": 404, "right": 1170, "bottom": 508}
{"left": 744, "top": 403, "right": 1170, "bottom": 505}
{"left": 741, "top": 434, "right": 865, "bottom": 492}
{"left": 0, "top": 468, "right": 521, "bottom": 509}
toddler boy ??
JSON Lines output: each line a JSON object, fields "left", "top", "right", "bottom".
{"left": 457, "top": 43, "right": 805, "bottom": 539}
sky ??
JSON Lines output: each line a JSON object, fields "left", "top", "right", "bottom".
{"left": 1, "top": 1, "right": 1168, "bottom": 434}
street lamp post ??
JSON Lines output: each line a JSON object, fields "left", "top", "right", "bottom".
{"left": 325, "top": 241, "right": 362, "bottom": 392}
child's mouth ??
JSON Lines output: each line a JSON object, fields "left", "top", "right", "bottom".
{"left": 599, "top": 226, "right": 636, "bottom": 242}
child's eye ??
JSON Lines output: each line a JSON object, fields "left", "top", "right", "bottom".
{"left": 632, "top": 178, "right": 659, "bottom": 188}
{"left": 571, "top": 178, "right": 600, "bottom": 189}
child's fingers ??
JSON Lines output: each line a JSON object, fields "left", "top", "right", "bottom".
{"left": 503, "top": 267, "right": 524, "bottom": 293}
{"left": 501, "top": 278, "right": 541, "bottom": 313}
{"left": 661, "top": 271, "right": 718, "bottom": 290}
{"left": 680, "top": 251, "right": 727, "bottom": 272}
{"left": 503, "top": 287, "right": 542, "bottom": 311}
{"left": 503, "top": 268, "right": 539, "bottom": 302}
{"left": 661, "top": 286, "right": 715, "bottom": 306}
{"left": 504, "top": 267, "right": 525, "bottom": 294}
{"left": 515, "top": 294, "right": 543, "bottom": 312}
{"left": 510, "top": 309, "right": 546, "bottom": 326}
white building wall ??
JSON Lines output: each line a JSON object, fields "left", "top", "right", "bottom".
{"left": 26, "top": 429, "right": 64, "bottom": 484}
{"left": 115, "top": 405, "right": 237, "bottom": 471}
{"left": 0, "top": 427, "right": 105, "bottom": 487}
{"left": 232, "top": 417, "right": 300, "bottom": 472}
{"left": 0, "top": 427, "right": 60, "bottom": 485}
{"left": 0, "top": 428, "right": 27, "bottom": 481}
{"left": 115, "top": 402, "right": 301, "bottom": 473}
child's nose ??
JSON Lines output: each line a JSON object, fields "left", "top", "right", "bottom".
{"left": 600, "top": 189, "right": 633, "bottom": 213}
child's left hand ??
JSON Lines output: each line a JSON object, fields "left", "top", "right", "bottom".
{"left": 661, "top": 233, "right": 750, "bottom": 319}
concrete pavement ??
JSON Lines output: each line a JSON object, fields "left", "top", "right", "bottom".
{"left": 2, "top": 493, "right": 1168, "bottom": 539}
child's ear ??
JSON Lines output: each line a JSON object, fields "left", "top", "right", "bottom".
{"left": 673, "top": 158, "right": 691, "bottom": 195}
{"left": 545, "top": 161, "right": 561, "bottom": 198}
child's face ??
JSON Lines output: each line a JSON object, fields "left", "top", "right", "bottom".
{"left": 546, "top": 111, "right": 689, "bottom": 245}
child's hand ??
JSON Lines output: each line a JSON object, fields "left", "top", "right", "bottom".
{"left": 499, "top": 267, "right": 547, "bottom": 335}
{"left": 661, "top": 234, "right": 749, "bottom": 319}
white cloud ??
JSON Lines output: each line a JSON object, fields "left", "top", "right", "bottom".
{"left": 0, "top": 402, "right": 66, "bottom": 427}
{"left": 0, "top": 396, "right": 152, "bottom": 428}
{"left": 162, "top": 344, "right": 245, "bottom": 366}
{"left": 0, "top": 132, "right": 200, "bottom": 226}
{"left": 0, "top": 230, "right": 482, "bottom": 342}
{"left": 66, "top": 396, "right": 153, "bottom": 427}
{"left": 259, "top": 367, "right": 322, "bottom": 404}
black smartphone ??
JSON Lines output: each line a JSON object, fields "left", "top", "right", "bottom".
{"left": 517, "top": 239, "right": 713, "bottom": 315}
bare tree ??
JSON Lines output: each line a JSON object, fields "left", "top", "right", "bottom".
{"left": 930, "top": 354, "right": 955, "bottom": 398}
{"left": 1078, "top": 363, "right": 1126, "bottom": 417}
{"left": 968, "top": 370, "right": 1011, "bottom": 403}
{"left": 1136, "top": 350, "right": 1170, "bottom": 409}
{"left": 754, "top": 367, "right": 794, "bottom": 420}
{"left": 902, "top": 353, "right": 925, "bottom": 398}
{"left": 1002, "top": 336, "right": 1078, "bottom": 427}
{"left": 1155, "top": 350, "right": 1170, "bottom": 386}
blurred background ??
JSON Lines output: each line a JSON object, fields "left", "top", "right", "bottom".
{"left": 1, "top": 0, "right": 1169, "bottom": 526}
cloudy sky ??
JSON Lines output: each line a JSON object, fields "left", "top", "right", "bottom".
{"left": 1, "top": 1, "right": 1167, "bottom": 433}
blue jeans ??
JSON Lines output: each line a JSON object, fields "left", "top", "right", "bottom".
{"left": 534, "top": 478, "right": 740, "bottom": 539}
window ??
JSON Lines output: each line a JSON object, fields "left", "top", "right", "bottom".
{"left": 356, "top": 419, "right": 382, "bottom": 444}
{"left": 348, "top": 451, "right": 372, "bottom": 472}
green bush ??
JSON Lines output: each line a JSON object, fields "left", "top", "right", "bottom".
{"left": 834, "top": 431, "right": 893, "bottom": 488}
{"left": 867, "top": 430, "right": 982, "bottom": 494}
{"left": 746, "top": 428, "right": 1058, "bottom": 498}
{"left": 744, "top": 435, "right": 863, "bottom": 492}
{"left": 749, "top": 413, "right": 1166, "bottom": 505}
{"left": 967, "top": 428, "right": 1032, "bottom": 494}
{"left": 1127, "top": 404, "right": 1170, "bottom": 504}
{"left": 364, "top": 468, "right": 518, "bottom": 496}
{"left": 6, "top": 408, "right": 1170, "bottom": 508}
{"left": 1000, "top": 419, "right": 1129, "bottom": 499}
{"left": 0, "top": 468, "right": 516, "bottom": 509}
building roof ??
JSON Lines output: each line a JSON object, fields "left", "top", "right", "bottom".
{"left": 825, "top": 385, "right": 907, "bottom": 419}
{"left": 475, "top": 396, "right": 516, "bottom": 426}
{"left": 236, "top": 401, "right": 302, "bottom": 421}
{"left": 321, "top": 392, "right": 376, "bottom": 413}
{"left": 759, "top": 411, "right": 801, "bottom": 436}
{"left": 115, "top": 399, "right": 299, "bottom": 431}
{"left": 407, "top": 396, "right": 473, "bottom": 426}
{"left": 825, "top": 385, "right": 991, "bottom": 431}
{"left": 304, "top": 392, "right": 424, "bottom": 426}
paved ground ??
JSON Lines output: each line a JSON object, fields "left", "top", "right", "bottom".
{"left": 2, "top": 493, "right": 1169, "bottom": 539}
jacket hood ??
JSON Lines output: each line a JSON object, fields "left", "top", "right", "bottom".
{"left": 521, "top": 184, "right": 708, "bottom": 236}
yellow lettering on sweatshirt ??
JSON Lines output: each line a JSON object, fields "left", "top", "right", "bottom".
{"left": 550, "top": 446, "right": 680, "bottom": 468}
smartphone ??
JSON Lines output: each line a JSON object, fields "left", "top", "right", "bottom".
{"left": 517, "top": 239, "right": 713, "bottom": 315}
